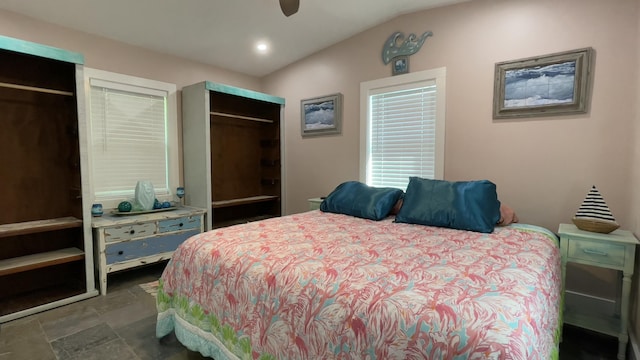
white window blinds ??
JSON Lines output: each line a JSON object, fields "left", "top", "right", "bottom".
{"left": 89, "top": 79, "right": 169, "bottom": 198}
{"left": 360, "top": 68, "right": 446, "bottom": 190}
{"left": 368, "top": 84, "right": 437, "bottom": 189}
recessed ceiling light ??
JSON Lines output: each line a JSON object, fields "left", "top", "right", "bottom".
{"left": 256, "top": 42, "right": 269, "bottom": 54}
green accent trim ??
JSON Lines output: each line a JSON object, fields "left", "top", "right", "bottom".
{"left": 205, "top": 81, "right": 285, "bottom": 105}
{"left": 0, "top": 35, "right": 84, "bottom": 64}
{"left": 550, "top": 290, "right": 564, "bottom": 360}
{"left": 157, "top": 282, "right": 274, "bottom": 359}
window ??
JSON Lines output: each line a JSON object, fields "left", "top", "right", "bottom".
{"left": 360, "top": 68, "right": 446, "bottom": 190}
{"left": 84, "top": 68, "right": 179, "bottom": 208}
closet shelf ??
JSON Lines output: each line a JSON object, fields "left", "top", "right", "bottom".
{"left": 0, "top": 81, "right": 74, "bottom": 96}
{"left": 212, "top": 195, "right": 279, "bottom": 208}
{"left": 213, "top": 215, "right": 276, "bottom": 229}
{"left": 210, "top": 111, "right": 273, "bottom": 123}
{"left": 0, "top": 247, "right": 84, "bottom": 276}
{"left": 0, "top": 217, "right": 82, "bottom": 238}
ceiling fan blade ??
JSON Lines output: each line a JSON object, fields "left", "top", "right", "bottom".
{"left": 279, "top": 0, "right": 299, "bottom": 17}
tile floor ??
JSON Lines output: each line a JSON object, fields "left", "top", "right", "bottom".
{"left": 0, "top": 262, "right": 205, "bottom": 360}
{"left": 0, "top": 262, "right": 622, "bottom": 359}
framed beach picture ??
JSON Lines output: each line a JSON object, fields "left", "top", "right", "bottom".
{"left": 493, "top": 47, "right": 593, "bottom": 119}
{"left": 392, "top": 56, "right": 409, "bottom": 76}
{"left": 301, "top": 93, "right": 343, "bottom": 137}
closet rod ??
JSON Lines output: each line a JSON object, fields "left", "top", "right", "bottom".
{"left": 0, "top": 81, "right": 73, "bottom": 96}
{"left": 210, "top": 111, "right": 273, "bottom": 123}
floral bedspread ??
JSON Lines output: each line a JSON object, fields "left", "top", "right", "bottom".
{"left": 157, "top": 211, "right": 561, "bottom": 360}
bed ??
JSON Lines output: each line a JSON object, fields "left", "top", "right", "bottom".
{"left": 156, "top": 202, "right": 562, "bottom": 359}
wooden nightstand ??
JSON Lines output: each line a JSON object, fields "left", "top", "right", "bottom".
{"left": 308, "top": 198, "right": 323, "bottom": 211}
{"left": 558, "top": 223, "right": 639, "bottom": 360}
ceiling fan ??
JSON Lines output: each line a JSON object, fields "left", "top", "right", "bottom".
{"left": 279, "top": 0, "right": 300, "bottom": 16}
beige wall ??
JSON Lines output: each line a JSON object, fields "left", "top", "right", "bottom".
{"left": 264, "top": 0, "right": 638, "bottom": 232}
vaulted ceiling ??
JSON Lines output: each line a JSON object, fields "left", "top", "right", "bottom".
{"left": 0, "top": 0, "right": 469, "bottom": 77}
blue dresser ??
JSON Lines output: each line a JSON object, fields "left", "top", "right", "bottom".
{"left": 92, "top": 206, "right": 205, "bottom": 295}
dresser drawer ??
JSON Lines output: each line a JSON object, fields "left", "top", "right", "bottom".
{"left": 567, "top": 238, "right": 625, "bottom": 267}
{"left": 104, "top": 223, "right": 156, "bottom": 243}
{"left": 105, "top": 230, "right": 199, "bottom": 264}
{"left": 158, "top": 216, "right": 201, "bottom": 233}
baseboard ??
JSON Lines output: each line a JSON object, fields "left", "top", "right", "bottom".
{"left": 630, "top": 328, "right": 640, "bottom": 360}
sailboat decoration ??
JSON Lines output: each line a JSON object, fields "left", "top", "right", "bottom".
{"left": 572, "top": 185, "right": 619, "bottom": 233}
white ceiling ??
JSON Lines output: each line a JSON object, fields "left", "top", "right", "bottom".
{"left": 0, "top": 0, "right": 468, "bottom": 77}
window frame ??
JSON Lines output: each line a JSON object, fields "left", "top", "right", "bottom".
{"left": 359, "top": 67, "right": 447, "bottom": 188}
{"left": 84, "top": 68, "right": 179, "bottom": 209}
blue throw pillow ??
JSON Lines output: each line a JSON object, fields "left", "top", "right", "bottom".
{"left": 320, "top": 181, "right": 404, "bottom": 221}
{"left": 395, "top": 177, "right": 501, "bottom": 233}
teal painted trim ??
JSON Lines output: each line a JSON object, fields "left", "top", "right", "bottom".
{"left": 0, "top": 35, "right": 84, "bottom": 64}
{"left": 205, "top": 81, "right": 285, "bottom": 105}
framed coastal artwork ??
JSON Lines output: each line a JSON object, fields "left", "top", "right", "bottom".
{"left": 301, "top": 93, "right": 343, "bottom": 137}
{"left": 392, "top": 56, "right": 409, "bottom": 76}
{"left": 493, "top": 48, "right": 593, "bottom": 119}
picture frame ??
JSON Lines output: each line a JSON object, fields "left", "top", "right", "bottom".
{"left": 301, "top": 93, "right": 343, "bottom": 137}
{"left": 392, "top": 56, "right": 409, "bottom": 76}
{"left": 493, "top": 47, "right": 593, "bottom": 119}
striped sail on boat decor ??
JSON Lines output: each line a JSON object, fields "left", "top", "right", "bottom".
{"left": 572, "top": 185, "right": 619, "bottom": 233}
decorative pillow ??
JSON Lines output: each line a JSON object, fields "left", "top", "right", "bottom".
{"left": 389, "top": 197, "right": 404, "bottom": 215}
{"left": 497, "top": 203, "right": 519, "bottom": 226}
{"left": 395, "top": 177, "right": 501, "bottom": 233}
{"left": 320, "top": 181, "right": 404, "bottom": 221}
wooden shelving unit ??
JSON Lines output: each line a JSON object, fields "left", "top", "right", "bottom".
{"left": 213, "top": 215, "right": 277, "bottom": 229}
{"left": 182, "top": 81, "right": 285, "bottom": 230}
{"left": 212, "top": 195, "right": 280, "bottom": 208}
{"left": 0, "top": 217, "right": 82, "bottom": 238}
{"left": 210, "top": 111, "right": 274, "bottom": 123}
{"left": 0, "top": 35, "right": 98, "bottom": 322}
{"left": 0, "top": 248, "right": 84, "bottom": 276}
